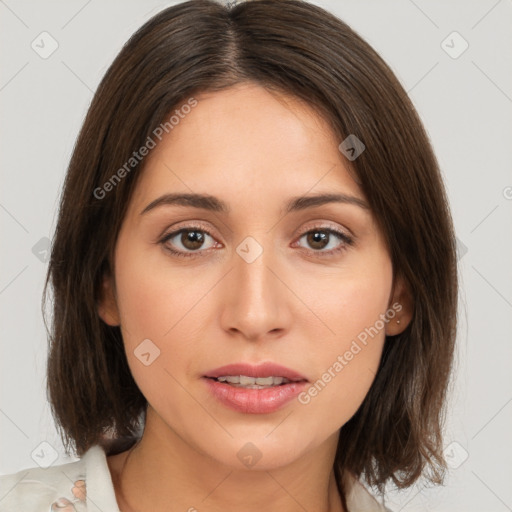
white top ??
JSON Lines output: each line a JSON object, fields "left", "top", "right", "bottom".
{"left": 0, "top": 445, "right": 392, "bottom": 511}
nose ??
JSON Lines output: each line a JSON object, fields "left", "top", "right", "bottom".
{"left": 219, "top": 238, "right": 292, "bottom": 342}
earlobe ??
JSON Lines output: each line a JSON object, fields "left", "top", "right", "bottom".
{"left": 385, "top": 276, "right": 413, "bottom": 336}
{"left": 97, "top": 273, "right": 120, "bottom": 326}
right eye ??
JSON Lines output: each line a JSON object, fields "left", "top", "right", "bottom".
{"left": 160, "top": 226, "right": 220, "bottom": 258}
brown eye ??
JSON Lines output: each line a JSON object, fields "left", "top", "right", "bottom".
{"left": 160, "top": 227, "right": 217, "bottom": 257}
{"left": 178, "top": 230, "right": 207, "bottom": 250}
{"left": 305, "top": 231, "right": 330, "bottom": 250}
{"left": 296, "top": 228, "right": 352, "bottom": 255}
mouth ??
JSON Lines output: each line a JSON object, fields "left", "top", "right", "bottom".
{"left": 203, "top": 362, "right": 308, "bottom": 387}
{"left": 202, "top": 362, "right": 308, "bottom": 414}
{"left": 204, "top": 374, "right": 303, "bottom": 389}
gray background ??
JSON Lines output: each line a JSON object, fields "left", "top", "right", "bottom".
{"left": 1, "top": 0, "right": 511, "bottom": 510}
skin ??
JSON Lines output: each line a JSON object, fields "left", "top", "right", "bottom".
{"left": 99, "top": 82, "right": 412, "bottom": 512}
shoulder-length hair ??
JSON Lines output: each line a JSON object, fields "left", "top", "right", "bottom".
{"left": 44, "top": 0, "right": 457, "bottom": 499}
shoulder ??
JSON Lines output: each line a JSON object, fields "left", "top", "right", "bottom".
{"left": 0, "top": 456, "right": 86, "bottom": 511}
{"left": 344, "top": 471, "right": 394, "bottom": 512}
{"left": 0, "top": 445, "right": 116, "bottom": 512}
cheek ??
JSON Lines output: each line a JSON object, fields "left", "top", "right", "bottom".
{"left": 114, "top": 238, "right": 201, "bottom": 341}
{"left": 297, "top": 253, "right": 393, "bottom": 420}
{"left": 112, "top": 240, "right": 205, "bottom": 394}
{"left": 310, "top": 251, "right": 393, "bottom": 347}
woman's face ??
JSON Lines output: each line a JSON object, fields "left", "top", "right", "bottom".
{"left": 99, "top": 82, "right": 409, "bottom": 470}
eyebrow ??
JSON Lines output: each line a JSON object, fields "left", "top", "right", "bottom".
{"left": 140, "top": 192, "right": 369, "bottom": 216}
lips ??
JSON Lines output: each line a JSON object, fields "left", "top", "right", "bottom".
{"left": 202, "top": 362, "right": 309, "bottom": 414}
{"left": 203, "top": 362, "right": 309, "bottom": 382}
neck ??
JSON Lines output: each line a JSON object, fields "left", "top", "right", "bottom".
{"left": 108, "top": 407, "right": 345, "bottom": 512}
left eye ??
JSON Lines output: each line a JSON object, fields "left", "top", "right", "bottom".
{"left": 295, "top": 228, "right": 352, "bottom": 253}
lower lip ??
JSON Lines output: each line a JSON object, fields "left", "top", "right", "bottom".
{"left": 203, "top": 378, "right": 308, "bottom": 414}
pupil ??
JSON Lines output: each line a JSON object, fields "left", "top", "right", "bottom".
{"left": 183, "top": 230, "right": 204, "bottom": 250}
{"left": 308, "top": 231, "right": 328, "bottom": 249}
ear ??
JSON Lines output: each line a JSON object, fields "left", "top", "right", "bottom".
{"left": 97, "top": 272, "right": 120, "bottom": 326}
{"left": 385, "top": 275, "right": 413, "bottom": 336}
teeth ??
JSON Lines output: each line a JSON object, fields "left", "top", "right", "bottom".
{"left": 240, "top": 375, "right": 255, "bottom": 386}
{"left": 215, "top": 375, "right": 291, "bottom": 387}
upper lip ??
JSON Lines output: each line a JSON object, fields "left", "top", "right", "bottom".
{"left": 204, "top": 362, "right": 308, "bottom": 382}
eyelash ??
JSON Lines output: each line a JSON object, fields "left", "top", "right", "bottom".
{"left": 158, "top": 223, "right": 354, "bottom": 259}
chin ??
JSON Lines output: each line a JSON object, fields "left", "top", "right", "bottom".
{"left": 197, "top": 429, "right": 314, "bottom": 471}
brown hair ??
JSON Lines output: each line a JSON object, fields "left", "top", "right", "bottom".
{"left": 44, "top": 0, "right": 458, "bottom": 502}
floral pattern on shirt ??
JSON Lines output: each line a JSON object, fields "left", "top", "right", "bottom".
{"left": 49, "top": 480, "right": 86, "bottom": 511}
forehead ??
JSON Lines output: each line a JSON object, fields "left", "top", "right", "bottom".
{"left": 129, "top": 83, "right": 364, "bottom": 215}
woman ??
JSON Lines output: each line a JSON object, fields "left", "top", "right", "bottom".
{"left": 0, "top": 0, "right": 457, "bottom": 510}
